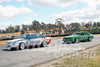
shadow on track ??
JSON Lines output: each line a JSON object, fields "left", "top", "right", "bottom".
{"left": 62, "top": 41, "right": 91, "bottom": 44}
{"left": 1, "top": 48, "right": 17, "bottom": 51}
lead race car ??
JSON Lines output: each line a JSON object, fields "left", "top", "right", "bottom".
{"left": 6, "top": 33, "right": 51, "bottom": 50}
{"left": 63, "top": 32, "right": 94, "bottom": 44}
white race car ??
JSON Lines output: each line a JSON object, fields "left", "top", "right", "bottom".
{"left": 6, "top": 33, "right": 51, "bottom": 50}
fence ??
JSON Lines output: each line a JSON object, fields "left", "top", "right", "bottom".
{"left": 65, "top": 29, "right": 100, "bottom": 35}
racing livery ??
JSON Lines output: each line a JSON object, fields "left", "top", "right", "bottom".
{"left": 63, "top": 32, "right": 94, "bottom": 43}
{"left": 6, "top": 33, "right": 51, "bottom": 50}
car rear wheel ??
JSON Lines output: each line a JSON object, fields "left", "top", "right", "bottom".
{"left": 41, "top": 41, "right": 47, "bottom": 47}
{"left": 75, "top": 38, "right": 79, "bottom": 43}
{"left": 19, "top": 43, "right": 25, "bottom": 50}
{"left": 88, "top": 37, "right": 92, "bottom": 41}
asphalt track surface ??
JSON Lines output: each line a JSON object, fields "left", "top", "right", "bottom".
{"left": 0, "top": 35, "right": 100, "bottom": 67}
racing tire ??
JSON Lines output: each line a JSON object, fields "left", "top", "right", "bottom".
{"left": 19, "top": 43, "right": 25, "bottom": 50}
{"left": 67, "top": 42, "right": 70, "bottom": 44}
{"left": 41, "top": 41, "right": 47, "bottom": 47}
{"left": 75, "top": 38, "right": 79, "bottom": 43}
{"left": 88, "top": 37, "right": 92, "bottom": 42}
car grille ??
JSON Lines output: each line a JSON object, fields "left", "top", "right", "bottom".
{"left": 7, "top": 45, "right": 11, "bottom": 47}
{"left": 64, "top": 38, "right": 69, "bottom": 40}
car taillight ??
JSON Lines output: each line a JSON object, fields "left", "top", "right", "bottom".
{"left": 49, "top": 39, "right": 51, "bottom": 42}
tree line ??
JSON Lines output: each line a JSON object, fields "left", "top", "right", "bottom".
{"left": 0, "top": 18, "right": 100, "bottom": 34}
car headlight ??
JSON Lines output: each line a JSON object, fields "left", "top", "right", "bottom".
{"left": 13, "top": 41, "right": 19, "bottom": 45}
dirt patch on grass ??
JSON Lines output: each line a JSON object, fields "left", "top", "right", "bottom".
{"left": 0, "top": 40, "right": 8, "bottom": 46}
{"left": 32, "top": 45, "right": 100, "bottom": 67}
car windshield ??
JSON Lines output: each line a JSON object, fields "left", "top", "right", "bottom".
{"left": 72, "top": 33, "right": 81, "bottom": 35}
{"left": 19, "top": 34, "right": 31, "bottom": 39}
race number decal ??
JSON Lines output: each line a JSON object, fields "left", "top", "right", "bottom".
{"left": 26, "top": 40, "right": 35, "bottom": 45}
{"left": 30, "top": 40, "right": 35, "bottom": 45}
{"left": 36, "top": 40, "right": 41, "bottom": 45}
{"left": 81, "top": 36, "right": 83, "bottom": 39}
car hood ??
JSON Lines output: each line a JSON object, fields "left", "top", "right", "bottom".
{"left": 64, "top": 35, "right": 79, "bottom": 38}
{"left": 7, "top": 38, "right": 26, "bottom": 43}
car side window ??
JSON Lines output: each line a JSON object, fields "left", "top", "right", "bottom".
{"left": 81, "top": 33, "right": 84, "bottom": 35}
{"left": 31, "top": 34, "right": 36, "bottom": 39}
{"left": 36, "top": 34, "right": 41, "bottom": 38}
{"left": 40, "top": 34, "right": 45, "bottom": 38}
{"left": 26, "top": 34, "right": 31, "bottom": 39}
{"left": 84, "top": 32, "right": 89, "bottom": 35}
{"left": 36, "top": 34, "right": 45, "bottom": 38}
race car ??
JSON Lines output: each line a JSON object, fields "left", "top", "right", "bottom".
{"left": 63, "top": 32, "right": 94, "bottom": 44}
{"left": 6, "top": 33, "right": 51, "bottom": 50}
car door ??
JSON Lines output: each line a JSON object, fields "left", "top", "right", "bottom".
{"left": 84, "top": 32, "right": 89, "bottom": 40}
{"left": 26, "top": 34, "right": 37, "bottom": 46}
{"left": 35, "top": 34, "right": 45, "bottom": 45}
{"left": 80, "top": 33, "right": 85, "bottom": 41}
{"left": 81, "top": 32, "right": 89, "bottom": 41}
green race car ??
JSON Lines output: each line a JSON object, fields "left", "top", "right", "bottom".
{"left": 63, "top": 32, "right": 94, "bottom": 44}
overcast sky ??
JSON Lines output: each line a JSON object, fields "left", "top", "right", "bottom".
{"left": 0, "top": 0, "right": 100, "bottom": 29}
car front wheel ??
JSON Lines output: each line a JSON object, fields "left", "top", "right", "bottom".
{"left": 75, "top": 38, "right": 79, "bottom": 43}
{"left": 19, "top": 43, "right": 25, "bottom": 50}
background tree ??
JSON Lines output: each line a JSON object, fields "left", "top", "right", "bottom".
{"left": 41, "top": 22, "right": 48, "bottom": 32}
{"left": 21, "top": 29, "right": 25, "bottom": 35}
{"left": 2, "top": 30, "right": 6, "bottom": 33}
{"left": 28, "top": 24, "right": 33, "bottom": 30}
{"left": 22, "top": 24, "right": 29, "bottom": 31}
{"left": 93, "top": 22, "right": 97, "bottom": 27}
{"left": 88, "top": 21, "right": 93, "bottom": 28}
{"left": 85, "top": 23, "right": 90, "bottom": 28}
{"left": 69, "top": 23, "right": 80, "bottom": 29}
{"left": 6, "top": 25, "right": 16, "bottom": 33}
{"left": 97, "top": 22, "right": 100, "bottom": 27}
{"left": 0, "top": 30, "right": 2, "bottom": 33}
{"left": 1, "top": 19, "right": 100, "bottom": 34}
{"left": 32, "top": 20, "right": 41, "bottom": 33}
{"left": 55, "top": 18, "right": 65, "bottom": 35}
{"left": 81, "top": 22, "right": 85, "bottom": 29}
{"left": 15, "top": 25, "right": 20, "bottom": 32}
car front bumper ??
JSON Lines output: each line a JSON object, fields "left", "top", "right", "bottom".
{"left": 63, "top": 38, "right": 73, "bottom": 43}
{"left": 6, "top": 43, "right": 19, "bottom": 49}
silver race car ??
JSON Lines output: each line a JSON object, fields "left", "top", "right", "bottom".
{"left": 6, "top": 33, "right": 51, "bottom": 50}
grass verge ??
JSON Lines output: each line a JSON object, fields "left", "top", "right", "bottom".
{"left": 33, "top": 45, "right": 100, "bottom": 67}
{"left": 53, "top": 45, "right": 100, "bottom": 67}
